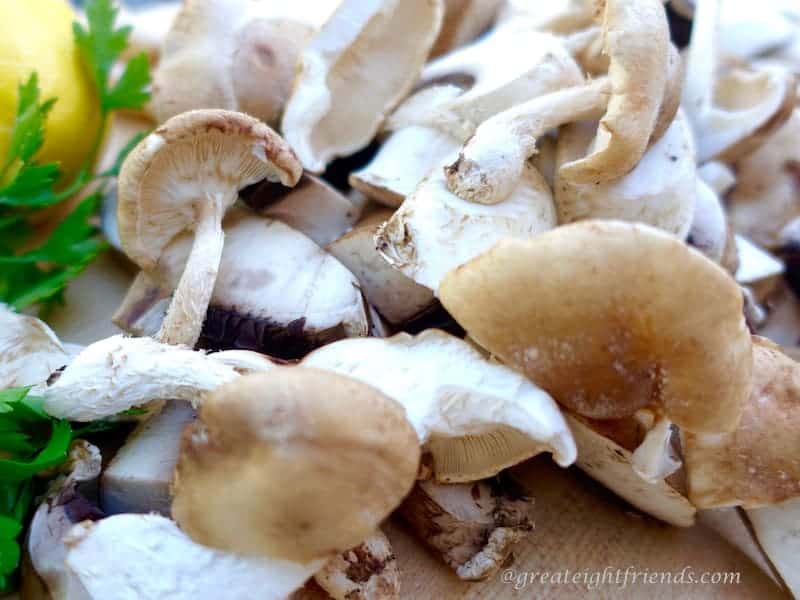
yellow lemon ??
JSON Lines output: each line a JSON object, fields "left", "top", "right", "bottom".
{"left": 0, "top": 0, "right": 102, "bottom": 183}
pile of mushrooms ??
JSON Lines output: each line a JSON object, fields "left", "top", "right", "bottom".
{"left": 5, "top": 0, "right": 800, "bottom": 598}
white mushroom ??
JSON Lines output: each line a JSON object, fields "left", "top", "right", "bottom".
{"left": 0, "top": 304, "right": 73, "bottom": 389}
{"left": 282, "top": 0, "right": 445, "bottom": 173}
{"left": 745, "top": 498, "right": 800, "bottom": 598}
{"left": 553, "top": 110, "right": 697, "bottom": 237}
{"left": 117, "top": 110, "right": 302, "bottom": 347}
{"left": 735, "top": 236, "right": 785, "bottom": 301}
{"left": 327, "top": 209, "right": 436, "bottom": 326}
{"left": 689, "top": 177, "right": 729, "bottom": 264}
{"left": 303, "top": 329, "right": 576, "bottom": 483}
{"left": 376, "top": 159, "right": 556, "bottom": 292}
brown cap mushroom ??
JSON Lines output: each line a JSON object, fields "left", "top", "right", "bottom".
{"left": 172, "top": 368, "right": 420, "bottom": 562}
{"left": 117, "top": 109, "right": 302, "bottom": 347}
{"left": 439, "top": 220, "right": 753, "bottom": 434}
{"left": 683, "top": 336, "right": 800, "bottom": 509}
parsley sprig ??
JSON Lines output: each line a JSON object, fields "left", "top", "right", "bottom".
{"left": 0, "top": 0, "right": 151, "bottom": 314}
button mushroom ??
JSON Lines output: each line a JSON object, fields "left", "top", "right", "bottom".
{"left": 440, "top": 220, "right": 752, "bottom": 435}
{"left": 117, "top": 109, "right": 302, "bottom": 347}
{"left": 303, "top": 329, "right": 576, "bottom": 483}
{"left": 281, "top": 0, "right": 445, "bottom": 173}
{"left": 171, "top": 368, "right": 420, "bottom": 596}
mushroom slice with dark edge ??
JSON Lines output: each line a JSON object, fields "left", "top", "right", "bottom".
{"left": 100, "top": 401, "right": 195, "bottom": 516}
{"left": 313, "top": 530, "right": 400, "bottom": 600}
{"left": 40, "top": 335, "right": 274, "bottom": 421}
{"left": 282, "top": 0, "right": 445, "bottom": 174}
{"left": 303, "top": 330, "right": 576, "bottom": 483}
{"left": 440, "top": 220, "right": 752, "bottom": 435}
{"left": 27, "top": 440, "right": 104, "bottom": 599}
{"left": 170, "top": 368, "right": 420, "bottom": 598}
{"left": 117, "top": 109, "right": 302, "bottom": 347}
{"left": 327, "top": 209, "right": 436, "bottom": 326}
{"left": 398, "top": 477, "right": 533, "bottom": 581}
{"left": 0, "top": 304, "right": 74, "bottom": 388}
{"left": 158, "top": 210, "right": 368, "bottom": 360}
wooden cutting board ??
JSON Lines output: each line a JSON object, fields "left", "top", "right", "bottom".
{"left": 44, "top": 247, "right": 789, "bottom": 600}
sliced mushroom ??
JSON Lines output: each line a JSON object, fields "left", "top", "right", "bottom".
{"left": 40, "top": 335, "right": 274, "bottom": 421}
{"left": 440, "top": 220, "right": 753, "bottom": 434}
{"left": 313, "top": 530, "right": 399, "bottom": 600}
{"left": 303, "top": 330, "right": 576, "bottom": 483}
{"left": 101, "top": 401, "right": 195, "bottom": 516}
{"left": 0, "top": 304, "right": 72, "bottom": 388}
{"left": 152, "top": 0, "right": 340, "bottom": 126}
{"left": 241, "top": 174, "right": 363, "bottom": 247}
{"left": 553, "top": 110, "right": 697, "bottom": 237}
{"left": 431, "top": 0, "right": 503, "bottom": 57}
{"left": 398, "top": 477, "right": 533, "bottom": 580}
{"left": 444, "top": 78, "right": 611, "bottom": 205}
{"left": 557, "top": 0, "right": 670, "bottom": 184}
{"left": 566, "top": 414, "right": 697, "bottom": 526}
{"left": 745, "top": 498, "right": 800, "bottom": 598}
{"left": 729, "top": 108, "right": 800, "bottom": 249}
{"left": 681, "top": 0, "right": 797, "bottom": 162}
{"left": 63, "top": 514, "right": 320, "bottom": 600}
{"left": 327, "top": 210, "right": 435, "bottom": 326}
{"left": 376, "top": 160, "right": 556, "bottom": 292}
{"left": 171, "top": 370, "right": 419, "bottom": 586}
{"left": 117, "top": 109, "right": 302, "bottom": 347}
{"left": 28, "top": 440, "right": 104, "bottom": 600}
{"left": 282, "top": 0, "right": 445, "bottom": 173}
{"left": 683, "top": 336, "right": 800, "bottom": 509}
{"left": 157, "top": 210, "right": 368, "bottom": 359}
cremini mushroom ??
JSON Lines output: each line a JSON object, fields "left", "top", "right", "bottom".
{"left": 314, "top": 530, "right": 400, "bottom": 600}
{"left": 117, "top": 109, "right": 302, "bottom": 347}
{"left": 0, "top": 304, "right": 74, "bottom": 388}
{"left": 281, "top": 0, "right": 445, "bottom": 173}
{"left": 152, "top": 0, "right": 340, "bottom": 126}
{"left": 40, "top": 335, "right": 274, "bottom": 421}
{"left": 155, "top": 210, "right": 369, "bottom": 360}
{"left": 327, "top": 209, "right": 436, "bottom": 326}
{"left": 376, "top": 159, "right": 556, "bottom": 292}
{"left": 552, "top": 110, "right": 697, "bottom": 237}
{"left": 350, "top": 25, "right": 583, "bottom": 205}
{"left": 399, "top": 477, "right": 533, "bottom": 580}
{"left": 683, "top": 336, "right": 800, "bottom": 509}
{"left": 431, "top": 0, "right": 503, "bottom": 57}
{"left": 101, "top": 401, "right": 196, "bottom": 516}
{"left": 681, "top": 0, "right": 797, "bottom": 163}
{"left": 557, "top": 0, "right": 671, "bottom": 184}
{"left": 171, "top": 369, "right": 419, "bottom": 592}
{"left": 439, "top": 220, "right": 753, "bottom": 434}
{"left": 303, "top": 329, "right": 576, "bottom": 483}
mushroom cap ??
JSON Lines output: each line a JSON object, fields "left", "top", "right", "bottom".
{"left": 554, "top": 110, "right": 697, "bottom": 237}
{"left": 172, "top": 368, "right": 420, "bottom": 563}
{"left": 281, "top": 0, "right": 445, "bottom": 173}
{"left": 439, "top": 220, "right": 753, "bottom": 434}
{"left": 0, "top": 304, "right": 71, "bottom": 388}
{"left": 689, "top": 177, "right": 728, "bottom": 264}
{"left": 377, "top": 159, "right": 556, "bottom": 292}
{"left": 303, "top": 329, "right": 577, "bottom": 482}
{"left": 557, "top": 0, "right": 670, "bottom": 184}
{"left": 683, "top": 336, "right": 800, "bottom": 509}
{"left": 117, "top": 109, "right": 301, "bottom": 274}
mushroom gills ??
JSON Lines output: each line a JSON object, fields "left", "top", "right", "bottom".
{"left": 101, "top": 401, "right": 196, "bottom": 516}
{"left": 398, "top": 477, "right": 533, "bottom": 581}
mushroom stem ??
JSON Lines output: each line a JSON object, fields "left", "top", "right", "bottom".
{"left": 444, "top": 78, "right": 611, "bottom": 205}
{"left": 157, "top": 194, "right": 228, "bottom": 346}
